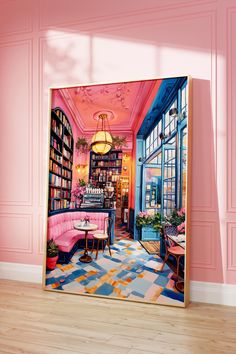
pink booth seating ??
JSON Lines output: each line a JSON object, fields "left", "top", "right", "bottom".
{"left": 48, "top": 211, "right": 108, "bottom": 263}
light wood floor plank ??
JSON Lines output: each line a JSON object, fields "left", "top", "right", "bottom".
{"left": 0, "top": 280, "right": 236, "bottom": 354}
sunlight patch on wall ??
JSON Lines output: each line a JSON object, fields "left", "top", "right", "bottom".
{"left": 158, "top": 46, "right": 211, "bottom": 79}
{"left": 45, "top": 30, "right": 158, "bottom": 86}
{"left": 92, "top": 36, "right": 157, "bottom": 82}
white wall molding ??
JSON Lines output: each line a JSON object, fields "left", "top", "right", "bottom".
{"left": 0, "top": 262, "right": 43, "bottom": 284}
{"left": 1, "top": 262, "right": 236, "bottom": 306}
{"left": 190, "top": 280, "right": 236, "bottom": 307}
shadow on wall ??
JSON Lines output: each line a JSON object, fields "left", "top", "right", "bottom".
{"left": 190, "top": 79, "right": 223, "bottom": 283}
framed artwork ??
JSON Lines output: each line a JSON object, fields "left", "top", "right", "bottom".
{"left": 43, "top": 76, "right": 192, "bottom": 307}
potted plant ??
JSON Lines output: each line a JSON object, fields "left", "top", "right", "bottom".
{"left": 111, "top": 135, "right": 128, "bottom": 150}
{"left": 136, "top": 211, "right": 161, "bottom": 241}
{"left": 46, "top": 239, "right": 59, "bottom": 270}
{"left": 75, "top": 137, "right": 89, "bottom": 153}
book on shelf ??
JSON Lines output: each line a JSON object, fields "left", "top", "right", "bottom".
{"left": 49, "top": 173, "right": 61, "bottom": 187}
{"left": 49, "top": 199, "right": 70, "bottom": 211}
{"left": 62, "top": 169, "right": 72, "bottom": 179}
{"left": 63, "top": 160, "right": 72, "bottom": 170}
{"left": 61, "top": 190, "right": 71, "bottom": 198}
{"left": 51, "top": 119, "right": 62, "bottom": 137}
{"left": 49, "top": 108, "right": 74, "bottom": 213}
{"left": 50, "top": 188, "right": 61, "bottom": 198}
{"left": 50, "top": 148, "right": 62, "bottom": 164}
{"left": 93, "top": 160, "right": 122, "bottom": 167}
{"left": 51, "top": 137, "right": 61, "bottom": 152}
{"left": 62, "top": 178, "right": 71, "bottom": 189}
{"left": 63, "top": 134, "right": 72, "bottom": 148}
{"left": 62, "top": 115, "right": 72, "bottom": 135}
{"left": 62, "top": 147, "right": 72, "bottom": 160}
{"left": 91, "top": 151, "right": 122, "bottom": 160}
{"left": 49, "top": 160, "right": 62, "bottom": 175}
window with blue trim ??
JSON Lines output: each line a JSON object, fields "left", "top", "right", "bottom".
{"left": 164, "top": 100, "right": 177, "bottom": 137}
{"left": 181, "top": 83, "right": 188, "bottom": 117}
{"left": 162, "top": 136, "right": 176, "bottom": 216}
{"left": 145, "top": 120, "right": 162, "bottom": 158}
{"left": 142, "top": 79, "right": 188, "bottom": 218}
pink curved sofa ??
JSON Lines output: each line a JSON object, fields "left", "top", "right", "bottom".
{"left": 48, "top": 211, "right": 108, "bottom": 263}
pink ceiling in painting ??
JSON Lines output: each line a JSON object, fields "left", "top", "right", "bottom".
{"left": 58, "top": 79, "right": 160, "bottom": 133}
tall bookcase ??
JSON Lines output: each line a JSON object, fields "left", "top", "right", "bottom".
{"left": 89, "top": 150, "right": 123, "bottom": 202}
{"left": 48, "top": 108, "right": 74, "bottom": 213}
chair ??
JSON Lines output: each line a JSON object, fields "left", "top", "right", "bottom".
{"left": 91, "top": 217, "right": 113, "bottom": 259}
{"left": 158, "top": 225, "right": 185, "bottom": 279}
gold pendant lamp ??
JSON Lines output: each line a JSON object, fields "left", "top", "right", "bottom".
{"left": 91, "top": 112, "right": 113, "bottom": 155}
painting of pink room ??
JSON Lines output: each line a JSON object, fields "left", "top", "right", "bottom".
{"left": 44, "top": 76, "right": 191, "bottom": 307}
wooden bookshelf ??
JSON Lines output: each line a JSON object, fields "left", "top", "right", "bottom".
{"left": 89, "top": 150, "right": 123, "bottom": 202}
{"left": 48, "top": 108, "right": 74, "bottom": 213}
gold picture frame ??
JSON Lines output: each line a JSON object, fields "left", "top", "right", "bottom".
{"left": 42, "top": 75, "right": 192, "bottom": 308}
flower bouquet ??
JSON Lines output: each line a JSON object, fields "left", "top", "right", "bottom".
{"left": 84, "top": 215, "right": 90, "bottom": 225}
{"left": 166, "top": 208, "right": 186, "bottom": 234}
{"left": 136, "top": 211, "right": 162, "bottom": 241}
{"left": 72, "top": 179, "right": 86, "bottom": 207}
{"left": 136, "top": 211, "right": 153, "bottom": 228}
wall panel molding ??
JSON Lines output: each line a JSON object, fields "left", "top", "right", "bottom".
{"left": 39, "top": 0, "right": 217, "bottom": 32}
{"left": 226, "top": 7, "right": 236, "bottom": 212}
{"left": 0, "top": 39, "right": 33, "bottom": 207}
{"left": 226, "top": 222, "right": 236, "bottom": 271}
{"left": 0, "top": 213, "right": 33, "bottom": 254}
{"left": 190, "top": 221, "right": 217, "bottom": 270}
{"left": 0, "top": 0, "right": 33, "bottom": 38}
{"left": 38, "top": 214, "right": 45, "bottom": 255}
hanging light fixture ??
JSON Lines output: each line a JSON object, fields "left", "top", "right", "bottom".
{"left": 91, "top": 111, "right": 113, "bottom": 155}
{"left": 169, "top": 108, "right": 186, "bottom": 120}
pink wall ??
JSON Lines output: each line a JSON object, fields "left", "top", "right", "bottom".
{"left": 51, "top": 90, "right": 89, "bottom": 191}
{"left": 0, "top": 0, "right": 236, "bottom": 285}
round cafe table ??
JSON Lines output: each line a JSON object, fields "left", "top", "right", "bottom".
{"left": 74, "top": 223, "right": 98, "bottom": 263}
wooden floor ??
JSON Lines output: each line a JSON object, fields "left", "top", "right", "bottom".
{"left": 0, "top": 280, "right": 236, "bottom": 354}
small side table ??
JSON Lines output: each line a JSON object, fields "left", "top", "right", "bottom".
{"left": 74, "top": 223, "right": 98, "bottom": 263}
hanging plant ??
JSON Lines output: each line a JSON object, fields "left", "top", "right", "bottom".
{"left": 75, "top": 137, "right": 89, "bottom": 153}
{"left": 111, "top": 135, "right": 128, "bottom": 150}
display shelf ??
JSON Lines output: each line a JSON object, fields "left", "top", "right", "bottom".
{"left": 48, "top": 108, "right": 74, "bottom": 213}
{"left": 116, "top": 176, "right": 129, "bottom": 223}
{"left": 89, "top": 150, "right": 123, "bottom": 202}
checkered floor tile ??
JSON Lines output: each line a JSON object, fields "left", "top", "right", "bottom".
{"left": 45, "top": 223, "right": 184, "bottom": 305}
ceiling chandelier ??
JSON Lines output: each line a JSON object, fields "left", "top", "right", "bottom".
{"left": 91, "top": 111, "right": 113, "bottom": 155}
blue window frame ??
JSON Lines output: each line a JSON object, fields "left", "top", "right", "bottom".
{"left": 145, "top": 120, "right": 162, "bottom": 158}
{"left": 164, "top": 100, "right": 177, "bottom": 137}
{"left": 135, "top": 77, "right": 188, "bottom": 232}
{"left": 162, "top": 136, "right": 177, "bottom": 216}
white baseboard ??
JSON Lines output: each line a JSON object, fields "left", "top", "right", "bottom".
{"left": 0, "top": 262, "right": 236, "bottom": 306}
{"left": 190, "top": 280, "right": 236, "bottom": 307}
{"left": 0, "top": 262, "right": 43, "bottom": 284}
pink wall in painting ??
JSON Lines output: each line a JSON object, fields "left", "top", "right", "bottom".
{"left": 51, "top": 90, "right": 90, "bottom": 191}
{"left": 0, "top": 0, "right": 236, "bottom": 285}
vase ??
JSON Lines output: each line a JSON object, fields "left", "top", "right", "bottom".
{"left": 46, "top": 255, "right": 58, "bottom": 270}
{"left": 75, "top": 197, "right": 82, "bottom": 208}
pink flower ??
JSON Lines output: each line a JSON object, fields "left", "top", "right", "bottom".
{"left": 84, "top": 215, "right": 90, "bottom": 222}
{"left": 177, "top": 208, "right": 185, "bottom": 217}
{"left": 139, "top": 211, "right": 148, "bottom": 218}
{"left": 72, "top": 184, "right": 86, "bottom": 198}
{"left": 177, "top": 221, "right": 185, "bottom": 234}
